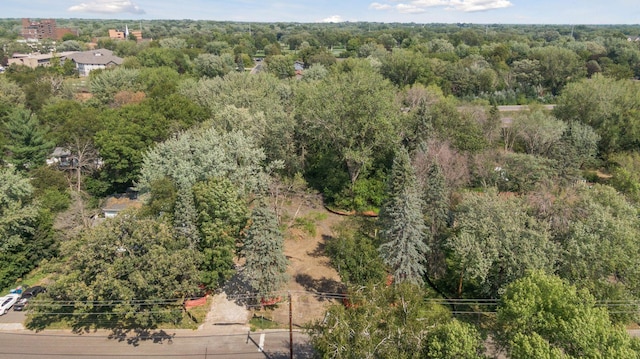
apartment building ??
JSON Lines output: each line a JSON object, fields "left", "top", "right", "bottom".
{"left": 21, "top": 18, "right": 78, "bottom": 41}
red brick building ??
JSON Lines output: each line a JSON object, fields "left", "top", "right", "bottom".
{"left": 21, "top": 18, "right": 78, "bottom": 41}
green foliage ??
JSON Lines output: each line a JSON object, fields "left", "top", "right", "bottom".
{"left": 380, "top": 48, "right": 432, "bottom": 87}
{"left": 325, "top": 218, "right": 386, "bottom": 286}
{"left": 410, "top": 96, "right": 487, "bottom": 153}
{"left": 264, "top": 55, "right": 295, "bottom": 79}
{"left": 296, "top": 61, "right": 400, "bottom": 209}
{"left": 378, "top": 147, "right": 429, "bottom": 285}
{"left": 193, "top": 178, "right": 248, "bottom": 288}
{"left": 496, "top": 272, "right": 640, "bottom": 359}
{"left": 173, "top": 186, "right": 200, "bottom": 244}
{"left": 447, "top": 189, "right": 557, "bottom": 297}
{"left": 0, "top": 76, "right": 26, "bottom": 115}
{"left": 139, "top": 126, "right": 274, "bottom": 196}
{"left": 177, "top": 72, "right": 296, "bottom": 171}
{"left": 3, "top": 108, "right": 54, "bottom": 170}
{"left": 242, "top": 201, "right": 288, "bottom": 297}
{"left": 513, "top": 109, "right": 566, "bottom": 156}
{"left": 548, "top": 121, "right": 600, "bottom": 182}
{"left": 136, "top": 47, "right": 192, "bottom": 74}
{"left": 308, "top": 283, "right": 451, "bottom": 359}
{"left": 554, "top": 75, "right": 640, "bottom": 154}
{"left": 0, "top": 168, "right": 53, "bottom": 290}
{"left": 545, "top": 184, "right": 640, "bottom": 323}
{"left": 37, "top": 189, "right": 71, "bottom": 213}
{"left": 495, "top": 152, "right": 558, "bottom": 193}
{"left": 530, "top": 46, "right": 586, "bottom": 95}
{"left": 150, "top": 94, "right": 209, "bottom": 130}
{"left": 423, "top": 319, "right": 487, "bottom": 359}
{"left": 138, "top": 66, "right": 181, "bottom": 98}
{"left": 423, "top": 161, "right": 449, "bottom": 236}
{"left": 301, "top": 63, "right": 328, "bottom": 81}
{"left": 30, "top": 212, "right": 202, "bottom": 330}
{"left": 89, "top": 67, "right": 142, "bottom": 104}
{"left": 142, "top": 177, "right": 177, "bottom": 219}
{"left": 609, "top": 152, "right": 640, "bottom": 202}
{"left": 192, "top": 53, "right": 235, "bottom": 78}
{"left": 94, "top": 103, "right": 169, "bottom": 192}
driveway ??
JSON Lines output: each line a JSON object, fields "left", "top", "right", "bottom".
{"left": 0, "top": 308, "right": 25, "bottom": 330}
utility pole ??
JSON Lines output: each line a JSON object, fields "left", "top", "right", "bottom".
{"left": 289, "top": 291, "right": 293, "bottom": 359}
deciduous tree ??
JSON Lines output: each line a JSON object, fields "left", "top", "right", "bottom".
{"left": 447, "top": 189, "right": 557, "bottom": 297}
{"left": 30, "top": 212, "right": 202, "bottom": 329}
{"left": 193, "top": 177, "right": 248, "bottom": 288}
{"left": 496, "top": 271, "right": 640, "bottom": 359}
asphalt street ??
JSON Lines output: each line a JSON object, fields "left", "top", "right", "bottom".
{"left": 0, "top": 328, "right": 312, "bottom": 358}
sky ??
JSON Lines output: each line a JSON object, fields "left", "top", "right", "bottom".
{"left": 3, "top": 0, "right": 640, "bottom": 24}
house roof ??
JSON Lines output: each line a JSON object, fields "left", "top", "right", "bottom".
{"left": 50, "top": 147, "right": 71, "bottom": 157}
{"left": 66, "top": 49, "right": 123, "bottom": 66}
{"left": 102, "top": 196, "right": 142, "bottom": 212}
{"left": 11, "top": 51, "right": 78, "bottom": 61}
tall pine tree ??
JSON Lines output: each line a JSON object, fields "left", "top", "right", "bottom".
{"left": 242, "top": 201, "right": 288, "bottom": 299}
{"left": 379, "top": 146, "right": 429, "bottom": 285}
{"left": 173, "top": 186, "right": 200, "bottom": 245}
{"left": 424, "top": 161, "right": 449, "bottom": 236}
{"left": 4, "top": 108, "right": 53, "bottom": 170}
{"left": 423, "top": 160, "right": 450, "bottom": 282}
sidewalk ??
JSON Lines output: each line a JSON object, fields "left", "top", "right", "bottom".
{"left": 0, "top": 292, "right": 252, "bottom": 336}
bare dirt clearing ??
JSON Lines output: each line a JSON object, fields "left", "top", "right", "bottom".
{"left": 254, "top": 193, "right": 345, "bottom": 327}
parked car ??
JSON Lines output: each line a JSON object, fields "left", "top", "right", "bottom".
{"left": 13, "top": 286, "right": 46, "bottom": 311}
{"left": 0, "top": 294, "right": 21, "bottom": 315}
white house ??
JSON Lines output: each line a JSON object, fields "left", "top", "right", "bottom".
{"left": 66, "top": 49, "right": 123, "bottom": 77}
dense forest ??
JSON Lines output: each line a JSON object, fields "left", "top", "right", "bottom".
{"left": 2, "top": 19, "right": 640, "bottom": 358}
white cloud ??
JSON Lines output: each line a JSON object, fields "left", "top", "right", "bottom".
{"left": 370, "top": 0, "right": 512, "bottom": 14}
{"left": 321, "top": 15, "right": 345, "bottom": 23}
{"left": 68, "top": 0, "right": 145, "bottom": 15}
{"left": 369, "top": 2, "right": 392, "bottom": 10}
{"left": 449, "top": 0, "right": 513, "bottom": 12}
{"left": 397, "top": 4, "right": 427, "bottom": 14}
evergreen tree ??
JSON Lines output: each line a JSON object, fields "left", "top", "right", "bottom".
{"left": 242, "top": 201, "right": 288, "bottom": 298}
{"left": 379, "top": 146, "right": 429, "bottom": 285}
{"left": 424, "top": 161, "right": 449, "bottom": 236}
{"left": 173, "top": 186, "right": 200, "bottom": 245}
{"left": 423, "top": 160, "right": 450, "bottom": 280}
{"left": 4, "top": 108, "right": 53, "bottom": 170}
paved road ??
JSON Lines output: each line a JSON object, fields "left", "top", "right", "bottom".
{"left": 498, "top": 104, "right": 556, "bottom": 112}
{"left": 0, "top": 328, "right": 311, "bottom": 358}
{"left": 250, "top": 62, "right": 263, "bottom": 74}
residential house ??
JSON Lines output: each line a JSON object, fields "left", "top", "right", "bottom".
{"left": 294, "top": 60, "right": 304, "bottom": 77}
{"left": 102, "top": 191, "right": 142, "bottom": 218}
{"left": 46, "top": 147, "right": 74, "bottom": 168}
{"left": 66, "top": 49, "right": 124, "bottom": 77}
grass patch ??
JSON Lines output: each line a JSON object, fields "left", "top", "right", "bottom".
{"left": 1, "top": 267, "right": 51, "bottom": 295}
{"left": 25, "top": 298, "right": 211, "bottom": 331}
{"left": 169, "top": 298, "right": 211, "bottom": 330}
{"left": 250, "top": 314, "right": 283, "bottom": 331}
{"left": 293, "top": 217, "right": 317, "bottom": 236}
{"left": 291, "top": 211, "right": 328, "bottom": 237}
